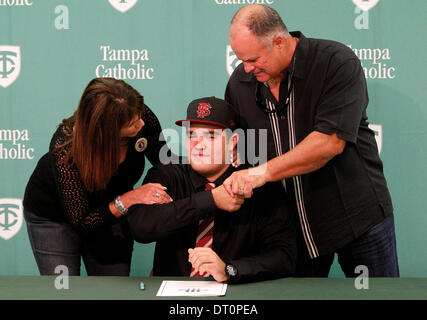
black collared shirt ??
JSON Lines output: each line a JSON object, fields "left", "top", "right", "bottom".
{"left": 225, "top": 31, "right": 393, "bottom": 258}
{"left": 127, "top": 163, "right": 296, "bottom": 283}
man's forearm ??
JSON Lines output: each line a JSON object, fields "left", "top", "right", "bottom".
{"left": 223, "top": 131, "right": 346, "bottom": 197}
{"left": 263, "top": 131, "right": 346, "bottom": 183}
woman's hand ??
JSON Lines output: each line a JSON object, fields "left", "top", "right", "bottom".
{"left": 123, "top": 183, "right": 173, "bottom": 205}
{"left": 109, "top": 183, "right": 173, "bottom": 217}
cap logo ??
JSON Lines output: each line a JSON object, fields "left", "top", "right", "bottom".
{"left": 196, "top": 103, "right": 212, "bottom": 119}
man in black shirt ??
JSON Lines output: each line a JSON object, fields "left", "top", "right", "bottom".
{"left": 127, "top": 97, "right": 296, "bottom": 282}
{"left": 223, "top": 5, "right": 399, "bottom": 277}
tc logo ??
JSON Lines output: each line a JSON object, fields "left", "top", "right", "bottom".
{"left": 0, "top": 198, "right": 23, "bottom": 240}
{"left": 109, "top": 0, "right": 138, "bottom": 13}
{"left": 226, "top": 45, "right": 242, "bottom": 76}
{"left": 0, "top": 46, "right": 21, "bottom": 88}
{"left": 196, "top": 103, "right": 212, "bottom": 119}
{"left": 368, "top": 124, "right": 382, "bottom": 154}
{"left": 352, "top": 0, "right": 379, "bottom": 11}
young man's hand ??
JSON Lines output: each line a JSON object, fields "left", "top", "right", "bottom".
{"left": 211, "top": 185, "right": 244, "bottom": 212}
{"left": 188, "top": 248, "right": 228, "bottom": 282}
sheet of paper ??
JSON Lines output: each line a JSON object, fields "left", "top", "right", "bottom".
{"left": 156, "top": 280, "right": 227, "bottom": 297}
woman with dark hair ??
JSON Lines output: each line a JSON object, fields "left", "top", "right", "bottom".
{"left": 23, "top": 78, "right": 172, "bottom": 276}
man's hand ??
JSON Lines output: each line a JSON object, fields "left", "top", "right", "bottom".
{"left": 211, "top": 185, "right": 244, "bottom": 212}
{"left": 188, "top": 248, "right": 228, "bottom": 282}
{"left": 222, "top": 164, "right": 267, "bottom": 198}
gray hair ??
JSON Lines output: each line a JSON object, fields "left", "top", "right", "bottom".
{"left": 231, "top": 5, "right": 290, "bottom": 47}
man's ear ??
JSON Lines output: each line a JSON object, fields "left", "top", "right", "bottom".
{"left": 273, "top": 34, "right": 286, "bottom": 49}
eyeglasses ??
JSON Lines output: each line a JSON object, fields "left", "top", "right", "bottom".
{"left": 255, "top": 76, "right": 294, "bottom": 114}
{"left": 255, "top": 55, "right": 296, "bottom": 114}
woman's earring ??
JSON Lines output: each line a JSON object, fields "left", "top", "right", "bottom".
{"left": 230, "top": 152, "right": 238, "bottom": 168}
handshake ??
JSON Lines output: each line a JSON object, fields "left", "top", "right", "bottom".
{"left": 123, "top": 167, "right": 266, "bottom": 213}
{"left": 211, "top": 185, "right": 245, "bottom": 212}
{"left": 211, "top": 166, "right": 267, "bottom": 212}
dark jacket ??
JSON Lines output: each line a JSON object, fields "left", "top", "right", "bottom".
{"left": 127, "top": 163, "right": 297, "bottom": 283}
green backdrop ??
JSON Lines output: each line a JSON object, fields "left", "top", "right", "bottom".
{"left": 1, "top": 0, "right": 426, "bottom": 278}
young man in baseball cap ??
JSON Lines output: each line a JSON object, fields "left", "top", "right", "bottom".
{"left": 127, "top": 96, "right": 296, "bottom": 282}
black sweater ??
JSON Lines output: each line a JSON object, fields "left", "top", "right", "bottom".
{"left": 23, "top": 104, "right": 167, "bottom": 231}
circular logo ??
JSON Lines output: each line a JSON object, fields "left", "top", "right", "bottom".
{"left": 135, "top": 137, "right": 148, "bottom": 152}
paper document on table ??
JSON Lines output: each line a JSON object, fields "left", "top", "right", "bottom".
{"left": 156, "top": 280, "right": 227, "bottom": 297}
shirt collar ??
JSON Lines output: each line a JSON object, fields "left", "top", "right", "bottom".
{"left": 289, "top": 31, "right": 307, "bottom": 79}
{"left": 188, "top": 164, "right": 236, "bottom": 191}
